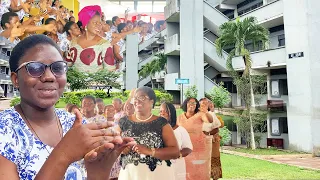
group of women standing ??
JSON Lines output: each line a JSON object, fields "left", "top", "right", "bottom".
{"left": 0, "top": 25, "right": 224, "bottom": 180}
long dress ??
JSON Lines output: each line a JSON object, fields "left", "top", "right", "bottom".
{"left": 65, "top": 38, "right": 116, "bottom": 73}
{"left": 177, "top": 112, "right": 212, "bottom": 180}
{"left": 172, "top": 126, "right": 193, "bottom": 180}
{"left": 118, "top": 116, "right": 175, "bottom": 180}
{"left": 211, "top": 115, "right": 224, "bottom": 180}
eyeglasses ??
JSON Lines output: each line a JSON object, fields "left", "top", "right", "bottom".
{"left": 133, "top": 95, "right": 149, "bottom": 102}
{"left": 15, "top": 61, "right": 68, "bottom": 78}
{"left": 187, "top": 102, "right": 197, "bottom": 106}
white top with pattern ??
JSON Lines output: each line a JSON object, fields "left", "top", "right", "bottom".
{"left": 0, "top": 108, "right": 87, "bottom": 180}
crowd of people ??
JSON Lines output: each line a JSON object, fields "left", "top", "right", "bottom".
{"left": 0, "top": 0, "right": 167, "bottom": 72}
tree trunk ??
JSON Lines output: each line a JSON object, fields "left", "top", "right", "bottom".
{"left": 249, "top": 69, "right": 256, "bottom": 150}
{"left": 150, "top": 77, "right": 154, "bottom": 89}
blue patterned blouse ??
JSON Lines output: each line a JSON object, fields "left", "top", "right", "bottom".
{"left": 0, "top": 108, "right": 87, "bottom": 180}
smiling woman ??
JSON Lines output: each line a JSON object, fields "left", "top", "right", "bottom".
{"left": 66, "top": 5, "right": 117, "bottom": 72}
{"left": 0, "top": 34, "right": 135, "bottom": 180}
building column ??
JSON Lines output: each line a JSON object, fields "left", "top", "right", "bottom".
{"left": 284, "top": 0, "right": 320, "bottom": 155}
{"left": 266, "top": 70, "right": 271, "bottom": 138}
{"left": 134, "top": 0, "right": 138, "bottom": 11}
{"left": 263, "top": 0, "right": 268, "bottom": 5}
{"left": 125, "top": 34, "right": 139, "bottom": 90}
{"left": 180, "top": 0, "right": 204, "bottom": 100}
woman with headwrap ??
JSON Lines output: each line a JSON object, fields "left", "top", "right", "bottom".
{"left": 65, "top": 5, "right": 117, "bottom": 73}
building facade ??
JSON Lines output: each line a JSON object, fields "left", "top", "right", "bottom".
{"left": 164, "top": 0, "right": 320, "bottom": 155}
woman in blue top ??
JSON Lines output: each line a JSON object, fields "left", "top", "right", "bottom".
{"left": 0, "top": 34, "right": 135, "bottom": 180}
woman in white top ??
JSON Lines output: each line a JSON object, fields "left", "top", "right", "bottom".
{"left": 160, "top": 102, "right": 193, "bottom": 180}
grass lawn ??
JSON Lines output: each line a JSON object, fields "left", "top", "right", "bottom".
{"left": 232, "top": 147, "right": 307, "bottom": 155}
{"left": 221, "top": 153, "right": 320, "bottom": 179}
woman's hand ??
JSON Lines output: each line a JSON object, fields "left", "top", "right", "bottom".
{"left": 84, "top": 137, "right": 136, "bottom": 180}
{"left": 133, "top": 144, "right": 152, "bottom": 156}
{"left": 54, "top": 109, "right": 119, "bottom": 164}
{"left": 10, "top": 23, "right": 25, "bottom": 39}
{"left": 121, "top": 146, "right": 132, "bottom": 155}
{"left": 199, "top": 105, "right": 208, "bottom": 113}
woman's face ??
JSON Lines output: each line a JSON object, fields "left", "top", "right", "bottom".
{"left": 5, "top": 16, "right": 20, "bottom": 29}
{"left": 121, "top": 26, "right": 128, "bottom": 33}
{"left": 87, "top": 15, "right": 102, "bottom": 35}
{"left": 159, "top": 103, "right": 169, "bottom": 121}
{"left": 82, "top": 98, "right": 95, "bottom": 113}
{"left": 125, "top": 103, "right": 134, "bottom": 116}
{"left": 102, "top": 22, "right": 110, "bottom": 32}
{"left": 69, "top": 23, "right": 81, "bottom": 36}
{"left": 133, "top": 90, "right": 153, "bottom": 113}
{"left": 141, "top": 24, "right": 148, "bottom": 33}
{"left": 104, "top": 106, "right": 115, "bottom": 118}
{"left": 126, "top": 23, "right": 133, "bottom": 31}
{"left": 11, "top": 44, "right": 66, "bottom": 109}
{"left": 48, "top": 20, "right": 57, "bottom": 34}
{"left": 200, "top": 99, "right": 209, "bottom": 109}
{"left": 187, "top": 98, "right": 197, "bottom": 113}
{"left": 209, "top": 102, "right": 214, "bottom": 111}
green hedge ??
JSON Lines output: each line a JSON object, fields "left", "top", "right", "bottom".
{"left": 10, "top": 89, "right": 174, "bottom": 107}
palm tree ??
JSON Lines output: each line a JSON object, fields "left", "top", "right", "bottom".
{"left": 215, "top": 17, "right": 269, "bottom": 149}
{"left": 139, "top": 52, "right": 167, "bottom": 88}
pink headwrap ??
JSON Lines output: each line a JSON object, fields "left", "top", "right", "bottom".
{"left": 78, "top": 5, "right": 102, "bottom": 27}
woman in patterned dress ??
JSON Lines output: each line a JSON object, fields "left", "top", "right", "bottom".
{"left": 66, "top": 5, "right": 117, "bottom": 73}
{"left": 208, "top": 101, "right": 224, "bottom": 180}
{"left": 177, "top": 97, "right": 214, "bottom": 180}
{"left": 118, "top": 87, "right": 180, "bottom": 180}
{"left": 0, "top": 35, "right": 135, "bottom": 179}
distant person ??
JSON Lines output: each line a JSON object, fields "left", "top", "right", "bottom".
{"left": 112, "top": 98, "right": 125, "bottom": 123}
{"left": 96, "top": 98, "right": 105, "bottom": 115}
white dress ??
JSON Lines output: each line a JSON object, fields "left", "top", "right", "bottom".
{"left": 172, "top": 126, "right": 193, "bottom": 180}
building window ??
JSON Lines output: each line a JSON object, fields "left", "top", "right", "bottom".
{"left": 280, "top": 117, "right": 288, "bottom": 133}
{"left": 278, "top": 34, "right": 285, "bottom": 46}
{"left": 271, "top": 80, "right": 280, "bottom": 97}
{"left": 279, "top": 79, "right": 288, "bottom": 95}
{"left": 120, "top": 1, "right": 134, "bottom": 11}
{"left": 238, "top": 1, "right": 263, "bottom": 16}
{"left": 137, "top": 1, "right": 153, "bottom": 12}
{"left": 153, "top": 1, "right": 166, "bottom": 12}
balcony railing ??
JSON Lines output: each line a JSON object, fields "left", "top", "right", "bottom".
{"left": 164, "top": 34, "right": 180, "bottom": 55}
{"left": 164, "top": 0, "right": 180, "bottom": 22}
{"left": 238, "top": 0, "right": 283, "bottom": 24}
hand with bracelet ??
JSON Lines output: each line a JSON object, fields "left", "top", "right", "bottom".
{"left": 133, "top": 144, "right": 156, "bottom": 157}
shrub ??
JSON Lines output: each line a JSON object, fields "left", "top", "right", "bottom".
{"left": 219, "top": 126, "right": 232, "bottom": 146}
{"left": 64, "top": 92, "right": 81, "bottom": 106}
{"left": 10, "top": 97, "right": 21, "bottom": 107}
{"left": 94, "top": 90, "right": 108, "bottom": 99}
{"left": 184, "top": 85, "right": 198, "bottom": 99}
{"left": 154, "top": 90, "right": 173, "bottom": 106}
{"left": 207, "top": 82, "right": 231, "bottom": 109}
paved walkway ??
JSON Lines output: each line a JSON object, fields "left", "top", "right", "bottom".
{"left": 222, "top": 148, "right": 320, "bottom": 171}
{"left": 0, "top": 99, "right": 11, "bottom": 111}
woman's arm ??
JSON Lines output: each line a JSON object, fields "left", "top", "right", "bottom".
{"left": 10, "top": 0, "right": 23, "bottom": 12}
{"left": 179, "top": 127, "right": 193, "bottom": 157}
{"left": 153, "top": 124, "right": 180, "bottom": 160}
{"left": 0, "top": 156, "right": 20, "bottom": 180}
{"left": 34, "top": 148, "right": 71, "bottom": 180}
{"left": 113, "top": 44, "right": 123, "bottom": 62}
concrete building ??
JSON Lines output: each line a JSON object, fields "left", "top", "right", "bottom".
{"left": 164, "top": 0, "right": 320, "bottom": 155}
{"left": 0, "top": 37, "right": 14, "bottom": 98}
